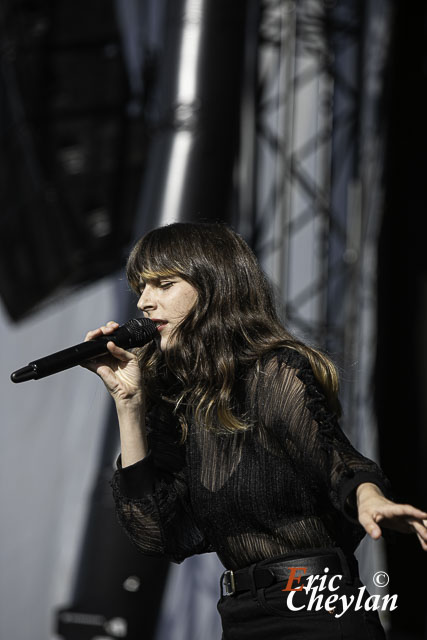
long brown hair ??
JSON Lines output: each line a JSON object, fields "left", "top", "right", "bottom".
{"left": 127, "top": 222, "right": 341, "bottom": 439}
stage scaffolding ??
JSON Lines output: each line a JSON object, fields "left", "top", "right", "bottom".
{"left": 236, "top": 0, "right": 393, "bottom": 614}
{"left": 240, "top": 0, "right": 392, "bottom": 438}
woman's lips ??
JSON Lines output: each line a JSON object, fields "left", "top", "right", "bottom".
{"left": 154, "top": 321, "right": 168, "bottom": 332}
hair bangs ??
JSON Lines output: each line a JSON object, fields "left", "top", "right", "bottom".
{"left": 126, "top": 230, "right": 192, "bottom": 293}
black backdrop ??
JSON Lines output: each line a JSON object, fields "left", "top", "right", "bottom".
{"left": 376, "top": 2, "right": 427, "bottom": 638}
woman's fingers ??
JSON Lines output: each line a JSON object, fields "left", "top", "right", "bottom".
{"left": 372, "top": 504, "right": 427, "bottom": 525}
{"left": 82, "top": 322, "right": 126, "bottom": 371}
{"left": 411, "top": 521, "right": 427, "bottom": 551}
{"left": 106, "top": 340, "right": 136, "bottom": 361}
{"left": 84, "top": 321, "right": 119, "bottom": 342}
{"left": 357, "top": 508, "right": 382, "bottom": 538}
{"left": 81, "top": 321, "right": 139, "bottom": 378}
{"left": 417, "top": 532, "right": 427, "bottom": 551}
{"left": 362, "top": 516, "right": 382, "bottom": 539}
{"left": 387, "top": 504, "right": 427, "bottom": 519}
{"left": 79, "top": 321, "right": 144, "bottom": 406}
{"left": 359, "top": 500, "right": 427, "bottom": 551}
{"left": 409, "top": 518, "right": 427, "bottom": 542}
{"left": 363, "top": 499, "right": 427, "bottom": 520}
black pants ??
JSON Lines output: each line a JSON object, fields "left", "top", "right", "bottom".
{"left": 217, "top": 550, "right": 386, "bottom": 640}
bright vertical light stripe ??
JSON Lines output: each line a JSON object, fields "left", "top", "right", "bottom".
{"left": 177, "top": 0, "right": 205, "bottom": 102}
{"left": 159, "top": 131, "right": 193, "bottom": 225}
{"left": 159, "top": 0, "right": 205, "bottom": 224}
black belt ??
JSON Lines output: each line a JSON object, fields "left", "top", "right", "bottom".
{"left": 220, "top": 549, "right": 357, "bottom": 597}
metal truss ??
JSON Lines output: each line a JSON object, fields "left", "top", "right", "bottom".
{"left": 241, "top": 0, "right": 393, "bottom": 588}
{"left": 245, "top": 0, "right": 390, "bottom": 386}
{"left": 240, "top": 0, "right": 393, "bottom": 439}
{"left": 251, "top": 0, "right": 335, "bottom": 347}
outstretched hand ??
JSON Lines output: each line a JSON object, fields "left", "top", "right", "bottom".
{"left": 356, "top": 483, "right": 427, "bottom": 551}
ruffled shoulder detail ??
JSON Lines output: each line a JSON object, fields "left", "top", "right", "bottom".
{"left": 260, "top": 347, "right": 355, "bottom": 479}
{"left": 267, "top": 347, "right": 394, "bottom": 507}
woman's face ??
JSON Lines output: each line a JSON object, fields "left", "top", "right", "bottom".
{"left": 137, "top": 275, "right": 198, "bottom": 351}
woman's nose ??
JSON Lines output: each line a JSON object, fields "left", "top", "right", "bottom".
{"left": 137, "top": 286, "right": 157, "bottom": 312}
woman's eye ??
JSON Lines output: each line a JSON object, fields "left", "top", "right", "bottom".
{"left": 160, "top": 281, "right": 174, "bottom": 289}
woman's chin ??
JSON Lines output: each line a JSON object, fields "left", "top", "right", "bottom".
{"left": 159, "top": 335, "right": 170, "bottom": 352}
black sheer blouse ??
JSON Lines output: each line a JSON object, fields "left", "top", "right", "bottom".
{"left": 110, "top": 347, "right": 393, "bottom": 571}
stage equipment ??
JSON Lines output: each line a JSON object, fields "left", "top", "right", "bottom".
{"left": 0, "top": 0, "right": 148, "bottom": 321}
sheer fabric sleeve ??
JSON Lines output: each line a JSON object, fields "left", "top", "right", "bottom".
{"left": 110, "top": 403, "right": 213, "bottom": 563}
{"left": 255, "top": 349, "right": 394, "bottom": 523}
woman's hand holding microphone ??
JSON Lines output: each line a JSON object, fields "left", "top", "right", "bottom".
{"left": 82, "top": 320, "right": 149, "bottom": 467}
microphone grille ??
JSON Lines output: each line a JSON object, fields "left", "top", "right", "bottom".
{"left": 124, "top": 317, "right": 158, "bottom": 347}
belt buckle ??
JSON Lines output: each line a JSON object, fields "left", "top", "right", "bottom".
{"left": 222, "top": 570, "right": 236, "bottom": 596}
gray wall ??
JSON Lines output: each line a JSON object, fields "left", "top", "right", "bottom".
{"left": 0, "top": 277, "right": 118, "bottom": 640}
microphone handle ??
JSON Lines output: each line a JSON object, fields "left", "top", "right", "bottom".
{"left": 33, "top": 336, "right": 123, "bottom": 379}
{"left": 11, "top": 319, "right": 157, "bottom": 382}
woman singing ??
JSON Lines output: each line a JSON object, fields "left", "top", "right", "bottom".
{"left": 83, "top": 222, "right": 427, "bottom": 639}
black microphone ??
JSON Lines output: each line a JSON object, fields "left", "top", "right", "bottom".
{"left": 10, "top": 318, "right": 158, "bottom": 383}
